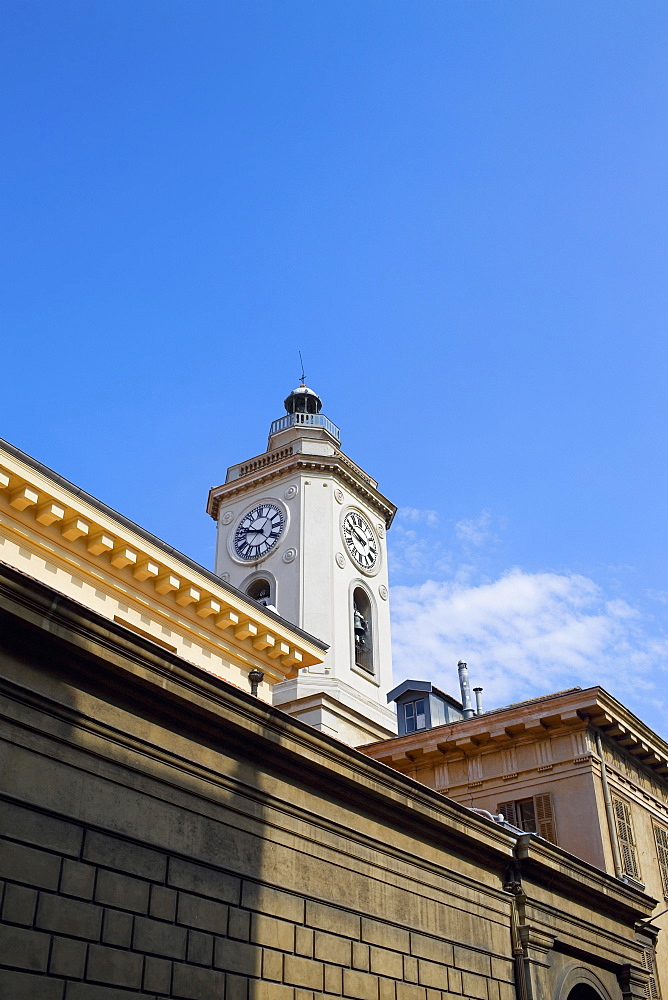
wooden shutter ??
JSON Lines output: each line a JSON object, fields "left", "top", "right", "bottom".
{"left": 498, "top": 801, "right": 519, "bottom": 827}
{"left": 613, "top": 797, "right": 640, "bottom": 880}
{"left": 654, "top": 825, "right": 668, "bottom": 897}
{"left": 534, "top": 793, "right": 557, "bottom": 844}
{"left": 641, "top": 948, "right": 660, "bottom": 1000}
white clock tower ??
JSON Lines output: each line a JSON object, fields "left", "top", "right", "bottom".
{"left": 206, "top": 385, "right": 397, "bottom": 744}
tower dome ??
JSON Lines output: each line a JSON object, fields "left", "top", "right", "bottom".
{"left": 283, "top": 385, "right": 323, "bottom": 416}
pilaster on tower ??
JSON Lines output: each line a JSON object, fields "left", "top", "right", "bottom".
{"left": 206, "top": 385, "right": 397, "bottom": 745}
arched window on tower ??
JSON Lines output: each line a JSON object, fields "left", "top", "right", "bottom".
{"left": 246, "top": 578, "right": 272, "bottom": 608}
{"left": 352, "top": 587, "right": 374, "bottom": 674}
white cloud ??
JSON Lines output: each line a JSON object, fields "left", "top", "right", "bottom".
{"left": 454, "top": 510, "right": 494, "bottom": 547}
{"left": 390, "top": 568, "right": 668, "bottom": 725}
{"left": 396, "top": 507, "right": 439, "bottom": 527}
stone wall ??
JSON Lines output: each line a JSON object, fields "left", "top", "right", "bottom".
{"left": 0, "top": 564, "right": 655, "bottom": 1000}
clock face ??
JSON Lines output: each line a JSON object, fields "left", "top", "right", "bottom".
{"left": 233, "top": 503, "right": 285, "bottom": 561}
{"left": 342, "top": 510, "right": 378, "bottom": 572}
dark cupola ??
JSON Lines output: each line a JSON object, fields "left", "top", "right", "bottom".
{"left": 283, "top": 385, "right": 323, "bottom": 416}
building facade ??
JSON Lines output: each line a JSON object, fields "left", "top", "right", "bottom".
{"left": 361, "top": 685, "right": 668, "bottom": 996}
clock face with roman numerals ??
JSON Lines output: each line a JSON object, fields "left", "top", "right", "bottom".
{"left": 342, "top": 510, "right": 378, "bottom": 572}
{"left": 233, "top": 503, "right": 285, "bottom": 561}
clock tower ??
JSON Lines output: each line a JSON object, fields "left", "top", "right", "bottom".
{"left": 206, "top": 385, "right": 397, "bottom": 744}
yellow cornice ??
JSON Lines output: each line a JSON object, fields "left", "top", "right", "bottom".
{"left": 0, "top": 446, "right": 325, "bottom": 684}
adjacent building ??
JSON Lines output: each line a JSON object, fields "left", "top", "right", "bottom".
{"left": 361, "top": 682, "right": 668, "bottom": 995}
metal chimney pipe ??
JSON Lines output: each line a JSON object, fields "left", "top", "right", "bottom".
{"left": 473, "top": 687, "right": 484, "bottom": 715}
{"left": 458, "top": 661, "right": 475, "bottom": 719}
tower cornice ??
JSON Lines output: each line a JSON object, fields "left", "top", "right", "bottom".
{"left": 207, "top": 451, "right": 396, "bottom": 527}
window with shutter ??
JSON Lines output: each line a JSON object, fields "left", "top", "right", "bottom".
{"left": 498, "top": 801, "right": 519, "bottom": 827}
{"left": 654, "top": 825, "right": 668, "bottom": 897}
{"left": 497, "top": 795, "right": 557, "bottom": 844}
{"left": 613, "top": 797, "right": 640, "bottom": 880}
{"left": 641, "top": 947, "right": 660, "bottom": 1000}
{"left": 534, "top": 793, "right": 557, "bottom": 844}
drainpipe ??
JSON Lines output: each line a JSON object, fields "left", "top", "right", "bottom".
{"left": 595, "top": 730, "right": 623, "bottom": 879}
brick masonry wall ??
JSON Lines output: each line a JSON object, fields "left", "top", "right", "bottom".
{"left": 0, "top": 798, "right": 515, "bottom": 1000}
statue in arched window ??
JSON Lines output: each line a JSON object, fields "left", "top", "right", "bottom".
{"left": 352, "top": 589, "right": 374, "bottom": 673}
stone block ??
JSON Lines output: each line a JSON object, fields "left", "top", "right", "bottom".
{"left": 487, "top": 979, "right": 500, "bottom": 1000}
{"left": 1, "top": 883, "right": 37, "bottom": 925}
{"left": 0, "top": 801, "right": 82, "bottom": 856}
{"left": 87, "top": 943, "right": 144, "bottom": 989}
{"left": 61, "top": 860, "right": 96, "bottom": 900}
{"left": 0, "top": 968, "right": 64, "bottom": 999}
{"left": 0, "top": 839, "right": 61, "bottom": 889}
{"left": 66, "top": 984, "right": 155, "bottom": 1000}
{"left": 95, "top": 868, "right": 149, "bottom": 913}
{"left": 447, "top": 968, "right": 463, "bottom": 994}
{"left": 172, "top": 962, "right": 226, "bottom": 999}
{"left": 252, "top": 912, "right": 295, "bottom": 951}
{"left": 418, "top": 960, "right": 449, "bottom": 990}
{"left": 36, "top": 893, "right": 103, "bottom": 940}
{"left": 149, "top": 884, "right": 177, "bottom": 922}
{"left": 352, "top": 942, "right": 370, "bottom": 971}
{"left": 227, "top": 973, "right": 249, "bottom": 999}
{"left": 84, "top": 831, "right": 166, "bottom": 882}
{"left": 254, "top": 983, "right": 294, "bottom": 1000}
{"left": 453, "top": 947, "right": 491, "bottom": 977}
{"left": 133, "top": 914, "right": 187, "bottom": 959}
{"left": 498, "top": 982, "right": 515, "bottom": 1000}
{"left": 285, "top": 954, "right": 324, "bottom": 991}
{"left": 262, "top": 947, "right": 284, "bottom": 981}
{"left": 214, "top": 937, "right": 261, "bottom": 976}
{"left": 491, "top": 957, "right": 514, "bottom": 983}
{"left": 296, "top": 925, "right": 314, "bottom": 957}
{"left": 315, "top": 930, "right": 351, "bottom": 966}
{"left": 229, "top": 906, "right": 251, "bottom": 941}
{"left": 188, "top": 929, "right": 214, "bottom": 966}
{"left": 0, "top": 923, "right": 50, "bottom": 971}
{"left": 324, "top": 964, "right": 343, "bottom": 994}
{"left": 403, "top": 955, "right": 418, "bottom": 983}
{"left": 378, "top": 978, "right": 396, "bottom": 1000}
{"left": 143, "top": 955, "right": 172, "bottom": 994}
{"left": 362, "top": 917, "right": 409, "bottom": 954}
{"left": 369, "top": 945, "right": 403, "bottom": 980}
{"left": 410, "top": 933, "right": 454, "bottom": 966}
{"left": 306, "top": 900, "right": 359, "bottom": 940}
{"left": 177, "top": 891, "right": 228, "bottom": 933}
{"left": 102, "top": 909, "right": 133, "bottom": 948}
{"left": 396, "top": 984, "right": 426, "bottom": 1000}
{"left": 462, "top": 971, "right": 488, "bottom": 1000}
{"left": 243, "top": 880, "right": 304, "bottom": 923}
{"left": 50, "top": 936, "right": 88, "bottom": 978}
{"left": 342, "top": 968, "right": 379, "bottom": 1000}
{"left": 169, "top": 857, "right": 240, "bottom": 904}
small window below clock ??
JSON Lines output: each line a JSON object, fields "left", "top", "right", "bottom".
{"left": 246, "top": 578, "right": 272, "bottom": 607}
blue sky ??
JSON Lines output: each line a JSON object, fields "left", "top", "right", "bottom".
{"left": 3, "top": 2, "right": 668, "bottom": 733}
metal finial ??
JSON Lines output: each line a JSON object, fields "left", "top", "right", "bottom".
{"left": 298, "top": 351, "right": 306, "bottom": 386}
